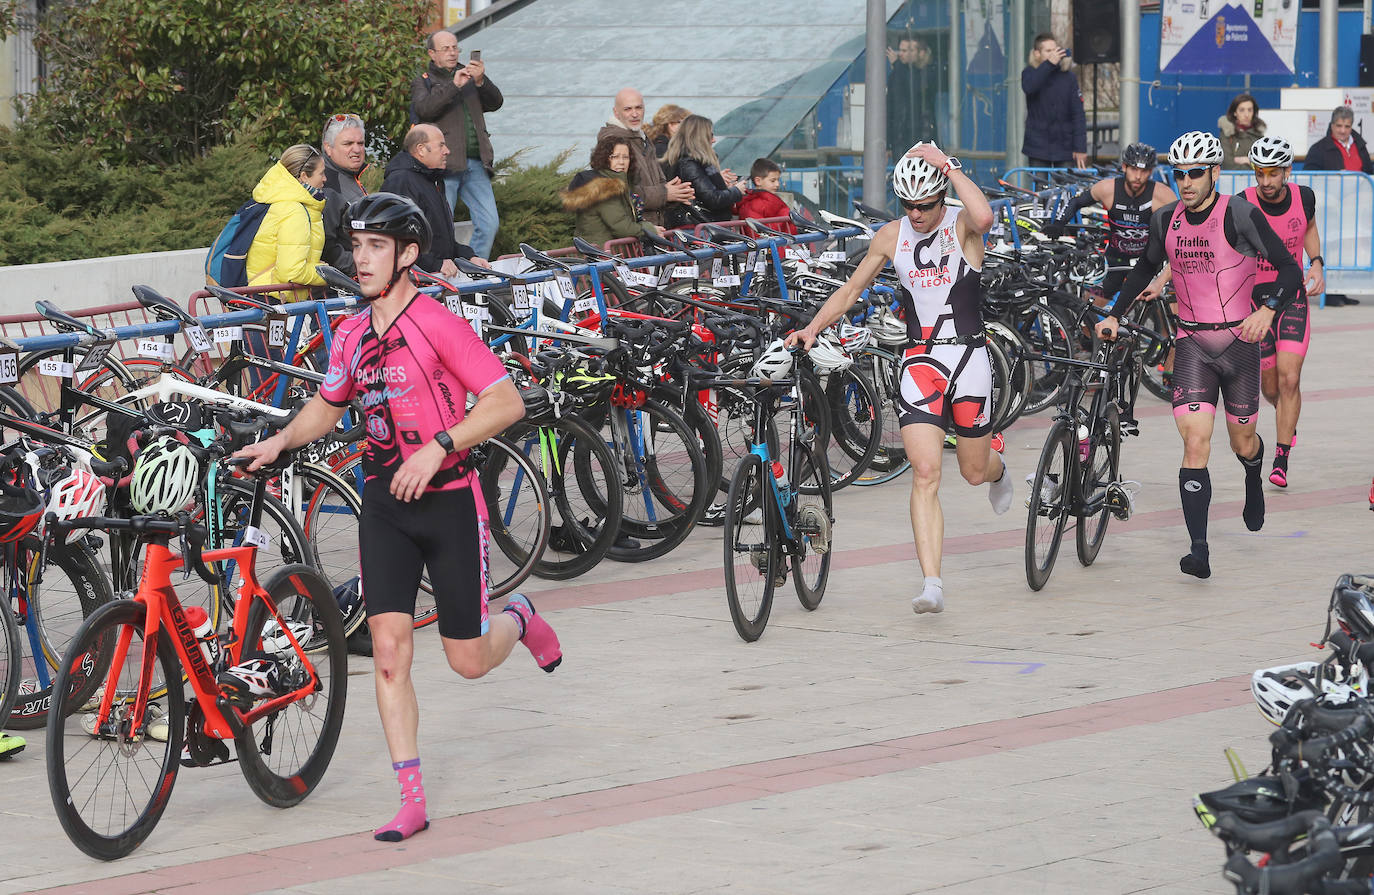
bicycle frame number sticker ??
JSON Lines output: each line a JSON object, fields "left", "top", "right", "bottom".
{"left": 138, "top": 338, "right": 175, "bottom": 361}
{"left": 242, "top": 526, "right": 271, "bottom": 549}
{"left": 555, "top": 274, "right": 575, "bottom": 300}
{"left": 820, "top": 251, "right": 846, "bottom": 262}
{"left": 213, "top": 326, "right": 244, "bottom": 344}
{"left": 39, "top": 358, "right": 74, "bottom": 378}
{"left": 76, "top": 340, "right": 116, "bottom": 373}
{"left": 0, "top": 350, "right": 17, "bottom": 385}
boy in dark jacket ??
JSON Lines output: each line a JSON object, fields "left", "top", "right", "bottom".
{"left": 733, "top": 159, "right": 796, "bottom": 234}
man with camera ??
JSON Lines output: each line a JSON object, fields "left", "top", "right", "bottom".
{"left": 1021, "top": 33, "right": 1088, "bottom": 170}
{"left": 411, "top": 30, "right": 503, "bottom": 260}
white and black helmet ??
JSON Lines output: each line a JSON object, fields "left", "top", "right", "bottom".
{"left": 1249, "top": 135, "right": 1294, "bottom": 169}
{"left": 892, "top": 143, "right": 949, "bottom": 202}
{"left": 130, "top": 436, "right": 199, "bottom": 516}
{"left": 750, "top": 338, "right": 796, "bottom": 380}
{"left": 1168, "top": 131, "right": 1224, "bottom": 167}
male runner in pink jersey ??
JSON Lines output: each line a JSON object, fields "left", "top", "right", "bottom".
{"left": 236, "top": 193, "right": 558, "bottom": 843}
{"left": 788, "top": 143, "right": 1005, "bottom": 615}
{"left": 1097, "top": 132, "right": 1303, "bottom": 579}
{"left": 1243, "top": 136, "right": 1326, "bottom": 488}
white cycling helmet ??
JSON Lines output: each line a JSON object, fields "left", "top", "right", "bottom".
{"left": 807, "top": 330, "right": 854, "bottom": 373}
{"left": 1249, "top": 135, "right": 1294, "bottom": 169}
{"left": 865, "top": 307, "right": 910, "bottom": 347}
{"left": 1168, "top": 131, "right": 1225, "bottom": 167}
{"left": 130, "top": 436, "right": 199, "bottom": 516}
{"left": 1251, "top": 661, "right": 1368, "bottom": 726}
{"left": 836, "top": 322, "right": 873, "bottom": 353}
{"left": 46, "top": 464, "right": 107, "bottom": 531}
{"left": 892, "top": 143, "right": 949, "bottom": 202}
{"left": 750, "top": 338, "right": 795, "bottom": 380}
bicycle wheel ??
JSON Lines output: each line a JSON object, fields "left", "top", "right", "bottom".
{"left": 297, "top": 463, "right": 365, "bottom": 637}
{"left": 13, "top": 348, "right": 140, "bottom": 435}
{"left": 47, "top": 599, "right": 185, "bottom": 861}
{"left": 1025, "top": 420, "right": 1073, "bottom": 591}
{"left": 822, "top": 367, "right": 881, "bottom": 490}
{"left": 475, "top": 436, "right": 551, "bottom": 599}
{"left": 986, "top": 322, "right": 1032, "bottom": 430}
{"left": 0, "top": 594, "right": 20, "bottom": 729}
{"left": 790, "top": 442, "right": 833, "bottom": 611}
{"left": 235, "top": 563, "right": 347, "bottom": 808}
{"left": 851, "top": 346, "right": 908, "bottom": 483}
{"left": 983, "top": 335, "right": 1014, "bottom": 435}
{"left": 723, "top": 453, "right": 777, "bottom": 642}
{"left": 1136, "top": 299, "right": 1176, "bottom": 403}
{"left": 1076, "top": 406, "right": 1121, "bottom": 567}
{"left": 1019, "top": 305, "right": 1076, "bottom": 415}
{"left": 9, "top": 538, "right": 115, "bottom": 730}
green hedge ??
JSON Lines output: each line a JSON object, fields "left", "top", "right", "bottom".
{"left": 0, "top": 127, "right": 581, "bottom": 267}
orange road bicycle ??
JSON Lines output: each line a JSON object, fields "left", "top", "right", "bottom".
{"left": 44, "top": 458, "right": 347, "bottom": 861}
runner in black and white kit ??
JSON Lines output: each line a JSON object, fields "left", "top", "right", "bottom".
{"left": 787, "top": 142, "right": 1007, "bottom": 615}
{"left": 1096, "top": 132, "right": 1303, "bottom": 580}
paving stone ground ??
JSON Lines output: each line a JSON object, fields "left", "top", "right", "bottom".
{"left": 3, "top": 301, "right": 1373, "bottom": 895}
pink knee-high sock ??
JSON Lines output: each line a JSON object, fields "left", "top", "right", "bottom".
{"left": 374, "top": 758, "right": 429, "bottom": 842}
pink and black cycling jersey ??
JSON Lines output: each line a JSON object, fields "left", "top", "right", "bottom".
{"left": 1242, "top": 183, "right": 1315, "bottom": 285}
{"left": 320, "top": 294, "right": 509, "bottom": 492}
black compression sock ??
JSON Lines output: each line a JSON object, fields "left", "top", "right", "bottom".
{"left": 1239, "top": 437, "right": 1265, "bottom": 531}
{"left": 1179, "top": 467, "right": 1211, "bottom": 546}
{"left": 1272, "top": 440, "right": 1291, "bottom": 474}
{"left": 1180, "top": 541, "right": 1211, "bottom": 579}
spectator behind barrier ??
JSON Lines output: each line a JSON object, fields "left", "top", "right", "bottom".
{"left": 646, "top": 104, "right": 690, "bottom": 168}
{"left": 1305, "top": 105, "right": 1374, "bottom": 175}
{"left": 380, "top": 124, "right": 487, "bottom": 278}
{"left": 1020, "top": 32, "right": 1086, "bottom": 169}
{"left": 560, "top": 134, "right": 664, "bottom": 246}
{"left": 597, "top": 88, "right": 694, "bottom": 228}
{"left": 733, "top": 158, "right": 796, "bottom": 235}
{"left": 886, "top": 34, "right": 938, "bottom": 161}
{"left": 662, "top": 115, "right": 746, "bottom": 230}
{"left": 410, "top": 29, "right": 503, "bottom": 260}
{"left": 245, "top": 144, "right": 327, "bottom": 293}
{"left": 1218, "top": 93, "right": 1266, "bottom": 170}
{"left": 320, "top": 113, "right": 368, "bottom": 276}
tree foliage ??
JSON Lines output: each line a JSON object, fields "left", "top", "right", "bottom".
{"left": 21, "top": 0, "right": 432, "bottom": 164}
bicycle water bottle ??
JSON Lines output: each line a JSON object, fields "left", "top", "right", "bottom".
{"left": 184, "top": 605, "right": 220, "bottom": 668}
{"left": 772, "top": 460, "right": 790, "bottom": 490}
{"left": 1077, "top": 425, "right": 1091, "bottom": 462}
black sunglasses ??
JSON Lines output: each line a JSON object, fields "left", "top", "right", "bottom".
{"left": 1172, "top": 166, "right": 1210, "bottom": 182}
{"left": 900, "top": 194, "right": 944, "bottom": 213}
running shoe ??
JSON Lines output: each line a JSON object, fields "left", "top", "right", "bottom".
{"left": 218, "top": 655, "right": 284, "bottom": 709}
{"left": 0, "top": 733, "right": 25, "bottom": 759}
{"left": 795, "top": 504, "right": 832, "bottom": 555}
{"left": 1269, "top": 467, "right": 1288, "bottom": 488}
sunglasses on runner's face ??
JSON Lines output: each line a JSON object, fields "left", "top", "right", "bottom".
{"left": 901, "top": 195, "right": 944, "bottom": 212}
{"left": 1252, "top": 166, "right": 1285, "bottom": 178}
{"left": 1172, "top": 166, "right": 1210, "bottom": 182}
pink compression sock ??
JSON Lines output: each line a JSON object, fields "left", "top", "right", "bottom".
{"left": 374, "top": 758, "right": 429, "bottom": 842}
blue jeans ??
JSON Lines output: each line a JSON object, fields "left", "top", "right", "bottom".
{"left": 443, "top": 157, "right": 499, "bottom": 260}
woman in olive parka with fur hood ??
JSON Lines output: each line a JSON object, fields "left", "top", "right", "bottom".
{"left": 560, "top": 134, "right": 662, "bottom": 246}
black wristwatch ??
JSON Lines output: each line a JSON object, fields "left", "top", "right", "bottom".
{"left": 433, "top": 431, "right": 456, "bottom": 454}
{"left": 1310, "top": 255, "right": 1324, "bottom": 267}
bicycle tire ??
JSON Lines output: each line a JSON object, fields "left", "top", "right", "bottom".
{"left": 1025, "top": 420, "right": 1073, "bottom": 591}
{"left": 1076, "top": 405, "right": 1121, "bottom": 567}
{"left": 235, "top": 563, "right": 348, "bottom": 808}
{"left": 47, "top": 599, "right": 185, "bottom": 860}
{"left": 0, "top": 593, "right": 20, "bottom": 729}
{"left": 297, "top": 463, "right": 366, "bottom": 637}
{"left": 723, "top": 453, "right": 776, "bottom": 642}
{"left": 475, "top": 435, "right": 551, "bottom": 599}
{"left": 986, "top": 322, "right": 1032, "bottom": 430}
{"left": 851, "top": 346, "right": 908, "bottom": 483}
{"left": 822, "top": 366, "right": 881, "bottom": 491}
{"left": 790, "top": 442, "right": 833, "bottom": 611}
{"left": 983, "top": 333, "right": 1014, "bottom": 434}
{"left": 1018, "top": 304, "right": 1076, "bottom": 416}
{"left": 15, "top": 348, "right": 142, "bottom": 439}
{"left": 1136, "top": 299, "right": 1176, "bottom": 403}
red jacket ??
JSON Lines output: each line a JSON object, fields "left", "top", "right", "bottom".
{"left": 733, "top": 190, "right": 795, "bottom": 234}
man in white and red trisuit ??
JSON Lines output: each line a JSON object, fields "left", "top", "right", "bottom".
{"left": 1096, "top": 132, "right": 1303, "bottom": 580}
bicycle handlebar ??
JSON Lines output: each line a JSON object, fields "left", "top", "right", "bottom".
{"left": 47, "top": 512, "right": 220, "bottom": 584}
{"left": 1221, "top": 816, "right": 1343, "bottom": 895}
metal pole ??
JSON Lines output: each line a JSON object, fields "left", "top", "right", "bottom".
{"left": 1119, "top": 0, "right": 1139, "bottom": 149}
{"left": 1365, "top": 0, "right": 1372, "bottom": 33}
{"left": 863, "top": 0, "right": 888, "bottom": 207}
{"left": 1319, "top": 0, "right": 1339, "bottom": 88}
{"left": 949, "top": 0, "right": 963, "bottom": 151}
{"left": 1007, "top": 0, "right": 1027, "bottom": 172}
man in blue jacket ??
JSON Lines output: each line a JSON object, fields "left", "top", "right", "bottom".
{"left": 1021, "top": 33, "right": 1087, "bottom": 169}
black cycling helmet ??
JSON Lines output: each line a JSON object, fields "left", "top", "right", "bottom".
{"left": 347, "top": 192, "right": 432, "bottom": 254}
{"left": 1121, "top": 142, "right": 1157, "bottom": 169}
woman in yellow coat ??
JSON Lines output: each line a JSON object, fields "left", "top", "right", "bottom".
{"left": 245, "top": 144, "right": 328, "bottom": 292}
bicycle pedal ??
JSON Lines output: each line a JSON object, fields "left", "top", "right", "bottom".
{"left": 1120, "top": 420, "right": 1140, "bottom": 437}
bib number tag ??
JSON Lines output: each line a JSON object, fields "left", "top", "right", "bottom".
{"left": 266, "top": 314, "right": 288, "bottom": 348}
{"left": 185, "top": 325, "right": 212, "bottom": 354}
{"left": 241, "top": 526, "right": 271, "bottom": 549}
{"left": 445, "top": 294, "right": 463, "bottom": 316}
{"left": 714, "top": 274, "right": 741, "bottom": 287}
{"left": 619, "top": 267, "right": 657, "bottom": 287}
{"left": 461, "top": 301, "right": 491, "bottom": 339}
{"left": 820, "top": 251, "right": 846, "bottom": 263}
{"left": 137, "top": 338, "right": 175, "bottom": 361}
{"left": 77, "top": 340, "right": 116, "bottom": 372}
{"left": 0, "top": 350, "right": 18, "bottom": 385}
{"left": 213, "top": 326, "right": 244, "bottom": 344}
{"left": 671, "top": 264, "right": 698, "bottom": 279}
{"left": 573, "top": 294, "right": 597, "bottom": 313}
{"left": 555, "top": 274, "right": 575, "bottom": 300}
{"left": 39, "top": 358, "right": 74, "bottom": 378}
{"left": 1028, "top": 206, "right": 1051, "bottom": 219}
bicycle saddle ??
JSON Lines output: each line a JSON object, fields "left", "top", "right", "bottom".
{"left": 699, "top": 223, "right": 758, "bottom": 250}
{"left": 131, "top": 285, "right": 199, "bottom": 326}
{"left": 852, "top": 201, "right": 889, "bottom": 222}
{"left": 34, "top": 300, "right": 106, "bottom": 337}
{"left": 315, "top": 264, "right": 360, "bottom": 294}
{"left": 572, "top": 237, "right": 616, "bottom": 261}
{"left": 519, "top": 243, "right": 570, "bottom": 271}
{"left": 205, "top": 284, "right": 273, "bottom": 312}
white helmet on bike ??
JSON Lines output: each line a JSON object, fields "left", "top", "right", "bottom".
{"left": 836, "top": 322, "right": 873, "bottom": 353}
{"left": 46, "top": 463, "right": 107, "bottom": 531}
{"left": 892, "top": 143, "right": 949, "bottom": 202}
{"left": 750, "top": 338, "right": 795, "bottom": 380}
{"left": 1168, "top": 131, "right": 1224, "bottom": 167}
{"left": 130, "top": 436, "right": 199, "bottom": 515}
{"left": 865, "top": 308, "right": 909, "bottom": 347}
{"left": 1251, "top": 661, "right": 1367, "bottom": 726}
{"left": 1249, "top": 135, "right": 1294, "bottom": 169}
{"left": 807, "top": 330, "right": 854, "bottom": 372}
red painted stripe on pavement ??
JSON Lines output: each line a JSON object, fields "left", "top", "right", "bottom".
{"left": 25, "top": 676, "right": 1252, "bottom": 895}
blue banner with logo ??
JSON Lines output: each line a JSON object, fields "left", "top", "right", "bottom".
{"left": 1159, "top": 0, "right": 1298, "bottom": 75}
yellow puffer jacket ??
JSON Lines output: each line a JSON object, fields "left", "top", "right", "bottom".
{"left": 244, "top": 162, "right": 326, "bottom": 289}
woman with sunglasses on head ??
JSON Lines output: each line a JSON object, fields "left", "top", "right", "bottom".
{"left": 786, "top": 142, "right": 1005, "bottom": 617}
{"left": 1096, "top": 131, "right": 1303, "bottom": 581}
{"left": 245, "top": 143, "right": 329, "bottom": 295}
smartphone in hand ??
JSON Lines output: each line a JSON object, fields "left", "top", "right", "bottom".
{"left": 470, "top": 50, "right": 481, "bottom": 62}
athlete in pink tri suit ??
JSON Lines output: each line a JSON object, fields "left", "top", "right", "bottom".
{"left": 787, "top": 142, "right": 1007, "bottom": 615}
{"left": 1097, "top": 132, "right": 1302, "bottom": 580}
{"left": 236, "top": 192, "right": 558, "bottom": 845}
{"left": 1243, "top": 135, "right": 1326, "bottom": 488}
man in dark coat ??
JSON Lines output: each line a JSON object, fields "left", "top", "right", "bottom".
{"left": 887, "top": 35, "right": 938, "bottom": 159}
{"left": 1304, "top": 106, "right": 1374, "bottom": 174}
{"left": 411, "top": 30, "right": 503, "bottom": 259}
{"left": 380, "top": 125, "right": 486, "bottom": 277}
{"left": 1020, "top": 33, "right": 1087, "bottom": 169}
{"left": 596, "top": 88, "right": 694, "bottom": 228}
{"left": 320, "top": 113, "right": 368, "bottom": 276}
